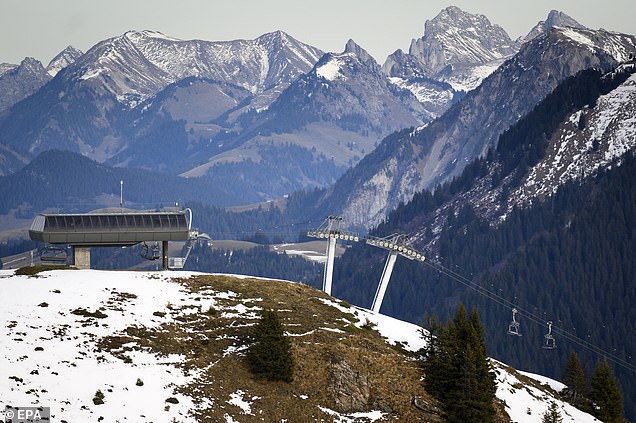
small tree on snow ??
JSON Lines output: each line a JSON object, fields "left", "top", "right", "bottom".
{"left": 542, "top": 402, "right": 563, "bottom": 423}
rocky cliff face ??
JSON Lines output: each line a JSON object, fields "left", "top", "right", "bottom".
{"left": 0, "top": 57, "right": 50, "bottom": 114}
{"left": 382, "top": 6, "right": 519, "bottom": 122}
{"left": 408, "top": 5, "right": 518, "bottom": 91}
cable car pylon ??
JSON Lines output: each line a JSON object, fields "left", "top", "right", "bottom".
{"left": 307, "top": 216, "right": 359, "bottom": 295}
{"left": 366, "top": 233, "right": 425, "bottom": 313}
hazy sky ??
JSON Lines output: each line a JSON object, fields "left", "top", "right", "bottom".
{"left": 1, "top": 0, "right": 635, "bottom": 65}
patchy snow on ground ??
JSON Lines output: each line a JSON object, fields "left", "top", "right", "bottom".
{"left": 0, "top": 269, "right": 201, "bottom": 422}
{"left": 0, "top": 269, "right": 597, "bottom": 422}
{"left": 494, "top": 361, "right": 599, "bottom": 422}
{"left": 318, "top": 406, "right": 386, "bottom": 422}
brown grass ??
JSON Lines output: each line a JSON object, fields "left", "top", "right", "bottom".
{"left": 98, "top": 274, "right": 447, "bottom": 422}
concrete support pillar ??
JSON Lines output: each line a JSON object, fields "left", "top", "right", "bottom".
{"left": 371, "top": 251, "right": 398, "bottom": 313}
{"left": 162, "top": 241, "right": 169, "bottom": 270}
{"left": 73, "top": 246, "right": 91, "bottom": 270}
{"left": 322, "top": 236, "right": 337, "bottom": 295}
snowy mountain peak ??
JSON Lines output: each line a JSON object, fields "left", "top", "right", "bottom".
{"left": 0, "top": 57, "right": 51, "bottom": 115}
{"left": 545, "top": 10, "right": 585, "bottom": 29}
{"left": 522, "top": 10, "right": 587, "bottom": 43}
{"left": 344, "top": 39, "right": 378, "bottom": 68}
{"left": 70, "top": 29, "right": 323, "bottom": 106}
{"left": 409, "top": 5, "right": 516, "bottom": 73}
{"left": 123, "top": 29, "right": 182, "bottom": 43}
{"left": 314, "top": 40, "right": 381, "bottom": 81}
{"left": 257, "top": 30, "right": 292, "bottom": 46}
{"left": 46, "top": 45, "right": 83, "bottom": 77}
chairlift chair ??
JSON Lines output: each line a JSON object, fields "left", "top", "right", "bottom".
{"left": 39, "top": 245, "right": 68, "bottom": 263}
{"left": 139, "top": 242, "right": 160, "bottom": 261}
{"left": 543, "top": 321, "right": 557, "bottom": 349}
{"left": 507, "top": 308, "right": 522, "bottom": 336}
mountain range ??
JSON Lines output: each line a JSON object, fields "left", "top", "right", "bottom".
{"left": 324, "top": 24, "right": 636, "bottom": 228}
{"left": 5, "top": 8, "right": 630, "bottom": 209}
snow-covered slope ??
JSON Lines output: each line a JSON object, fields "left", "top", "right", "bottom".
{"left": 46, "top": 45, "right": 83, "bottom": 77}
{"left": 1, "top": 269, "right": 598, "bottom": 422}
{"left": 510, "top": 68, "right": 636, "bottom": 210}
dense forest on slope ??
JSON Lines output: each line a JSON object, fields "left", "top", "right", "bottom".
{"left": 183, "top": 245, "right": 322, "bottom": 286}
{"left": 331, "top": 68, "right": 636, "bottom": 419}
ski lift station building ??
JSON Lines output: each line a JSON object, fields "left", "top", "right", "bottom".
{"left": 28, "top": 210, "right": 192, "bottom": 270}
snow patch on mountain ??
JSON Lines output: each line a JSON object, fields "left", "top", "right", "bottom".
{"left": 511, "top": 71, "right": 636, "bottom": 207}
{"left": 560, "top": 27, "right": 597, "bottom": 50}
{"left": 443, "top": 60, "right": 504, "bottom": 92}
{"left": 388, "top": 76, "right": 454, "bottom": 111}
{"left": 316, "top": 55, "right": 348, "bottom": 81}
{"left": 522, "top": 10, "right": 587, "bottom": 44}
{"left": 494, "top": 363, "right": 598, "bottom": 422}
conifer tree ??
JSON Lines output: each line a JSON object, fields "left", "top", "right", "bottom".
{"left": 542, "top": 402, "right": 564, "bottom": 423}
{"left": 246, "top": 309, "right": 295, "bottom": 382}
{"left": 562, "top": 351, "right": 588, "bottom": 409}
{"left": 590, "top": 357, "right": 623, "bottom": 422}
{"left": 421, "top": 304, "right": 496, "bottom": 422}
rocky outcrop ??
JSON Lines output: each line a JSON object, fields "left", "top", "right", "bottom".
{"left": 329, "top": 359, "right": 371, "bottom": 413}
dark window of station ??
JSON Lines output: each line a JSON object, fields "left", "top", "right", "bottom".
{"left": 160, "top": 214, "right": 170, "bottom": 228}
{"left": 46, "top": 217, "right": 58, "bottom": 230}
{"left": 133, "top": 215, "right": 143, "bottom": 227}
{"left": 125, "top": 215, "right": 135, "bottom": 227}
{"left": 143, "top": 215, "right": 152, "bottom": 228}
{"left": 107, "top": 215, "right": 118, "bottom": 228}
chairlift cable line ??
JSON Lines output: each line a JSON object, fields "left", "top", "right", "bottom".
{"left": 422, "top": 258, "right": 636, "bottom": 374}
